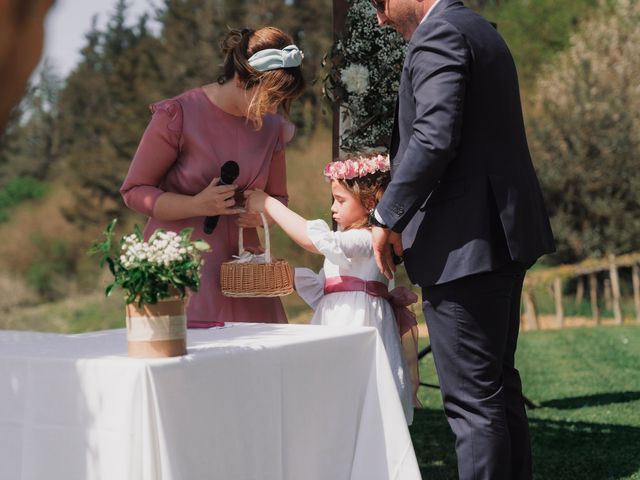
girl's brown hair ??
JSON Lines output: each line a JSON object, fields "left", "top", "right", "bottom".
{"left": 338, "top": 170, "right": 390, "bottom": 230}
{"left": 218, "top": 27, "right": 305, "bottom": 129}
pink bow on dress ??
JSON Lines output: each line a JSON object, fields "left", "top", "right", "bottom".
{"left": 324, "top": 277, "right": 422, "bottom": 407}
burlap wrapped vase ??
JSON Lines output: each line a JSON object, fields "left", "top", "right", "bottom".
{"left": 125, "top": 296, "right": 187, "bottom": 358}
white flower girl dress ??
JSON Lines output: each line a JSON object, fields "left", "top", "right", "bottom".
{"left": 295, "top": 219, "right": 415, "bottom": 424}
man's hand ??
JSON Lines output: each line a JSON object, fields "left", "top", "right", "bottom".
{"left": 372, "top": 227, "right": 403, "bottom": 280}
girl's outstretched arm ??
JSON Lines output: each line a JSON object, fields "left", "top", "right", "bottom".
{"left": 244, "top": 190, "right": 320, "bottom": 254}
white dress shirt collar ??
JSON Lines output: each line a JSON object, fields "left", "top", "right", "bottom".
{"left": 421, "top": 0, "right": 444, "bottom": 23}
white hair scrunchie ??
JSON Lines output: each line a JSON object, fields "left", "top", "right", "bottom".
{"left": 247, "top": 45, "right": 303, "bottom": 72}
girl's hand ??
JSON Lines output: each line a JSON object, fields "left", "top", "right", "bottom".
{"left": 236, "top": 212, "right": 263, "bottom": 229}
{"left": 193, "top": 177, "right": 244, "bottom": 216}
{"left": 236, "top": 212, "right": 277, "bottom": 229}
{"left": 243, "top": 189, "right": 269, "bottom": 213}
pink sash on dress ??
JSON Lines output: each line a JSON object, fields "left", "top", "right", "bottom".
{"left": 324, "top": 276, "right": 422, "bottom": 406}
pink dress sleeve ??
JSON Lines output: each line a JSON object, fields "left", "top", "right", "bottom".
{"left": 120, "top": 100, "right": 183, "bottom": 216}
{"left": 265, "top": 117, "right": 295, "bottom": 206}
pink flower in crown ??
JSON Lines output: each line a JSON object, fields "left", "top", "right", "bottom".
{"left": 343, "top": 160, "right": 355, "bottom": 179}
{"left": 323, "top": 151, "right": 391, "bottom": 181}
{"left": 376, "top": 155, "right": 390, "bottom": 172}
{"left": 361, "top": 158, "right": 373, "bottom": 176}
{"left": 336, "top": 161, "right": 348, "bottom": 178}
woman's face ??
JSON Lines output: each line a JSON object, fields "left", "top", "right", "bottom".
{"left": 330, "top": 180, "right": 368, "bottom": 230}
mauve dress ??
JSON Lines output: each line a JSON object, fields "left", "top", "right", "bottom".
{"left": 120, "top": 87, "right": 292, "bottom": 327}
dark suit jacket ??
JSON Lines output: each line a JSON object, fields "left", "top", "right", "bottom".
{"left": 376, "top": 0, "right": 555, "bottom": 287}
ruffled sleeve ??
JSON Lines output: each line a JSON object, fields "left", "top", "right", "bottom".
{"left": 294, "top": 267, "right": 326, "bottom": 310}
{"left": 263, "top": 124, "right": 288, "bottom": 209}
{"left": 120, "top": 99, "right": 184, "bottom": 217}
{"left": 274, "top": 117, "right": 295, "bottom": 153}
{"left": 307, "top": 220, "right": 373, "bottom": 266}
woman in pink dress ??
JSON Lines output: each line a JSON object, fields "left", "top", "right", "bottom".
{"left": 120, "top": 27, "right": 304, "bottom": 327}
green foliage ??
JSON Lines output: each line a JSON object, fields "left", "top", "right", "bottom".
{"left": 0, "top": 176, "right": 48, "bottom": 222}
{"left": 89, "top": 219, "right": 211, "bottom": 306}
{"left": 528, "top": 0, "right": 640, "bottom": 262}
{"left": 278, "top": 0, "right": 333, "bottom": 138}
{"left": 0, "top": 62, "right": 62, "bottom": 190}
{"left": 26, "top": 235, "right": 75, "bottom": 300}
{"left": 58, "top": 1, "right": 165, "bottom": 227}
{"left": 0, "top": 293, "right": 125, "bottom": 333}
{"left": 155, "top": 0, "right": 228, "bottom": 94}
{"left": 324, "top": 0, "right": 406, "bottom": 151}
{"left": 480, "top": 0, "right": 605, "bottom": 88}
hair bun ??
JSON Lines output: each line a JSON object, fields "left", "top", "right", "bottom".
{"left": 220, "top": 29, "right": 244, "bottom": 57}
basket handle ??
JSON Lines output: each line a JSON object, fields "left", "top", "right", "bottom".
{"left": 238, "top": 212, "right": 271, "bottom": 263}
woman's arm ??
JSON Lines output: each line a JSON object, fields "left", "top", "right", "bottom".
{"left": 120, "top": 100, "right": 244, "bottom": 222}
{"left": 245, "top": 190, "right": 319, "bottom": 254}
{"left": 120, "top": 101, "right": 183, "bottom": 217}
{"left": 264, "top": 144, "right": 289, "bottom": 206}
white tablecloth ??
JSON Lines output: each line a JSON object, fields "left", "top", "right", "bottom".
{"left": 0, "top": 323, "right": 421, "bottom": 480}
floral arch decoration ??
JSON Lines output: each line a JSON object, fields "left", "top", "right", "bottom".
{"left": 325, "top": 0, "right": 407, "bottom": 155}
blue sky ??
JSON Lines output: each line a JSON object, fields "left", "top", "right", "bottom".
{"left": 43, "top": 0, "right": 159, "bottom": 78}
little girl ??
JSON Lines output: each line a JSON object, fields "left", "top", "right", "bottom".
{"left": 244, "top": 152, "right": 420, "bottom": 424}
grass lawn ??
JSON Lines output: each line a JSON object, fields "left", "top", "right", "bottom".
{"left": 411, "top": 325, "right": 640, "bottom": 479}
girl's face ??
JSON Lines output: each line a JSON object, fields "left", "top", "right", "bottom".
{"left": 330, "top": 180, "right": 368, "bottom": 230}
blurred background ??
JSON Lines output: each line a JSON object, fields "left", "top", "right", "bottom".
{"left": 2, "top": 2, "right": 639, "bottom": 477}
{"left": 0, "top": 0, "right": 639, "bottom": 332}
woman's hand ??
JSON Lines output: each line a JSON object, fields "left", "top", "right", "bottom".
{"left": 243, "top": 189, "right": 269, "bottom": 213}
{"left": 193, "top": 177, "right": 245, "bottom": 217}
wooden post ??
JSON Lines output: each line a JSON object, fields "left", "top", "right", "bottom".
{"left": 554, "top": 277, "right": 564, "bottom": 327}
{"left": 523, "top": 287, "right": 539, "bottom": 331}
{"left": 633, "top": 264, "right": 640, "bottom": 323}
{"left": 609, "top": 254, "right": 623, "bottom": 325}
{"left": 332, "top": 0, "right": 349, "bottom": 160}
{"left": 575, "top": 276, "right": 584, "bottom": 306}
{"left": 604, "top": 278, "right": 612, "bottom": 310}
{"left": 589, "top": 273, "right": 600, "bottom": 325}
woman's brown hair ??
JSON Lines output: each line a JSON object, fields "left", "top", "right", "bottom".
{"left": 218, "top": 27, "right": 305, "bottom": 129}
{"left": 338, "top": 170, "right": 390, "bottom": 230}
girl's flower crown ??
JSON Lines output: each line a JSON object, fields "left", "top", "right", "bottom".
{"left": 323, "top": 152, "right": 390, "bottom": 181}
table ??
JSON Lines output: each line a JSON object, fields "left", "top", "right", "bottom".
{"left": 0, "top": 323, "right": 421, "bottom": 480}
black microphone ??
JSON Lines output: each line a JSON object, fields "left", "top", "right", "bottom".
{"left": 203, "top": 160, "right": 240, "bottom": 234}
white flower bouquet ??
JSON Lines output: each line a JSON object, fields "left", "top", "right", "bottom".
{"left": 89, "top": 219, "right": 211, "bottom": 306}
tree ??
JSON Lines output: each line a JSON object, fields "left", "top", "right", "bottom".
{"left": 59, "top": 1, "right": 164, "bottom": 226}
{"left": 528, "top": 0, "right": 640, "bottom": 262}
{"left": 5, "top": 61, "right": 62, "bottom": 181}
{"left": 153, "top": 0, "right": 243, "bottom": 95}
{"left": 280, "top": 0, "right": 333, "bottom": 137}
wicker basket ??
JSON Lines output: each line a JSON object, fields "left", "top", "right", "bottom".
{"left": 221, "top": 213, "right": 294, "bottom": 297}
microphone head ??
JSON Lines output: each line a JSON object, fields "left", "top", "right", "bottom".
{"left": 220, "top": 160, "right": 240, "bottom": 185}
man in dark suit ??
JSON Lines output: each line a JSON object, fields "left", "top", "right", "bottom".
{"left": 368, "top": 0, "right": 555, "bottom": 478}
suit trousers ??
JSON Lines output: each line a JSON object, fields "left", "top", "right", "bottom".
{"left": 422, "top": 261, "right": 532, "bottom": 480}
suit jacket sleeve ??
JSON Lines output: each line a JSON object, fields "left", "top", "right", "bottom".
{"left": 376, "top": 20, "right": 470, "bottom": 232}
